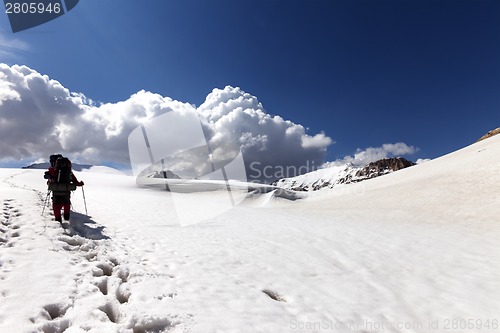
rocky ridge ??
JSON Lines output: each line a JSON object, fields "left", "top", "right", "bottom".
{"left": 273, "top": 157, "right": 415, "bottom": 192}
{"left": 477, "top": 128, "right": 500, "bottom": 142}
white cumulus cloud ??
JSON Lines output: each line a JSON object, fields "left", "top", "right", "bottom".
{"left": 324, "top": 142, "right": 418, "bottom": 168}
{"left": 0, "top": 64, "right": 333, "bottom": 181}
{"left": 416, "top": 158, "right": 431, "bottom": 164}
{"left": 198, "top": 86, "right": 333, "bottom": 180}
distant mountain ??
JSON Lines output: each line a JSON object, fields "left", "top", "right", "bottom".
{"left": 22, "top": 162, "right": 126, "bottom": 175}
{"left": 22, "top": 162, "right": 93, "bottom": 171}
{"left": 477, "top": 128, "right": 500, "bottom": 142}
{"left": 272, "top": 157, "right": 415, "bottom": 192}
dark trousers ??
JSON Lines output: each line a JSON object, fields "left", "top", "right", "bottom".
{"left": 52, "top": 193, "right": 71, "bottom": 221}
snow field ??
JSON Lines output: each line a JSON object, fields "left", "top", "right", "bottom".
{"left": 0, "top": 134, "right": 499, "bottom": 332}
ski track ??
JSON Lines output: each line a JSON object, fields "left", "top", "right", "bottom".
{"left": 0, "top": 171, "right": 184, "bottom": 333}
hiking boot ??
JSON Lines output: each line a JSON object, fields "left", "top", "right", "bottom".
{"left": 64, "top": 213, "right": 70, "bottom": 221}
{"left": 55, "top": 216, "right": 62, "bottom": 222}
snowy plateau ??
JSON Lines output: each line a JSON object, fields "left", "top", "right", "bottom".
{"left": 0, "top": 135, "right": 499, "bottom": 333}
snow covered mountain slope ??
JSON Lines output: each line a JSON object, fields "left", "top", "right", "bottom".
{"left": 0, "top": 135, "right": 499, "bottom": 333}
{"left": 272, "top": 157, "right": 415, "bottom": 191}
{"left": 272, "top": 163, "right": 359, "bottom": 191}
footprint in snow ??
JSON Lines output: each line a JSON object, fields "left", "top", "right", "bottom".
{"left": 32, "top": 303, "right": 71, "bottom": 333}
{"left": 95, "top": 262, "right": 114, "bottom": 277}
{"left": 0, "top": 203, "right": 21, "bottom": 247}
{"left": 2, "top": 199, "right": 22, "bottom": 226}
{"left": 96, "top": 276, "right": 108, "bottom": 295}
{"left": 115, "top": 283, "right": 131, "bottom": 304}
{"left": 42, "top": 303, "right": 70, "bottom": 321}
{"left": 98, "top": 301, "right": 120, "bottom": 324}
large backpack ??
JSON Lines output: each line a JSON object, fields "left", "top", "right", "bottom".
{"left": 45, "top": 154, "right": 63, "bottom": 180}
{"left": 48, "top": 157, "right": 76, "bottom": 192}
{"left": 49, "top": 154, "right": 63, "bottom": 168}
{"left": 54, "top": 157, "right": 72, "bottom": 184}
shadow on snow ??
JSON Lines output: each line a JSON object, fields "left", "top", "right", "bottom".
{"left": 68, "top": 211, "right": 109, "bottom": 240}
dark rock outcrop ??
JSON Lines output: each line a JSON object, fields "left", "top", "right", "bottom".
{"left": 477, "top": 128, "right": 500, "bottom": 142}
{"left": 354, "top": 157, "right": 415, "bottom": 179}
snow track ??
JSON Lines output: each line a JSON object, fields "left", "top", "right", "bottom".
{"left": 0, "top": 171, "right": 182, "bottom": 333}
{"left": 1, "top": 199, "right": 22, "bottom": 246}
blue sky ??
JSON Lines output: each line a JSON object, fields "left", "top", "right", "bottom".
{"left": 1, "top": 0, "right": 499, "bottom": 168}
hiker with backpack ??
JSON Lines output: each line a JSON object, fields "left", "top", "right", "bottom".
{"left": 44, "top": 155, "right": 84, "bottom": 222}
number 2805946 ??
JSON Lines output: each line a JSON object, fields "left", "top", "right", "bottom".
{"left": 5, "top": 2, "right": 62, "bottom": 14}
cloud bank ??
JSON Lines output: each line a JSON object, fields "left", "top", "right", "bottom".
{"left": 0, "top": 64, "right": 421, "bottom": 181}
{"left": 0, "top": 64, "right": 334, "bottom": 180}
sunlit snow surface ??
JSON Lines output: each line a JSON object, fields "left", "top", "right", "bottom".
{"left": 0, "top": 136, "right": 499, "bottom": 333}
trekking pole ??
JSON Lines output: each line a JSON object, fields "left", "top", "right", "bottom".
{"left": 81, "top": 186, "right": 88, "bottom": 215}
{"left": 41, "top": 191, "right": 51, "bottom": 216}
